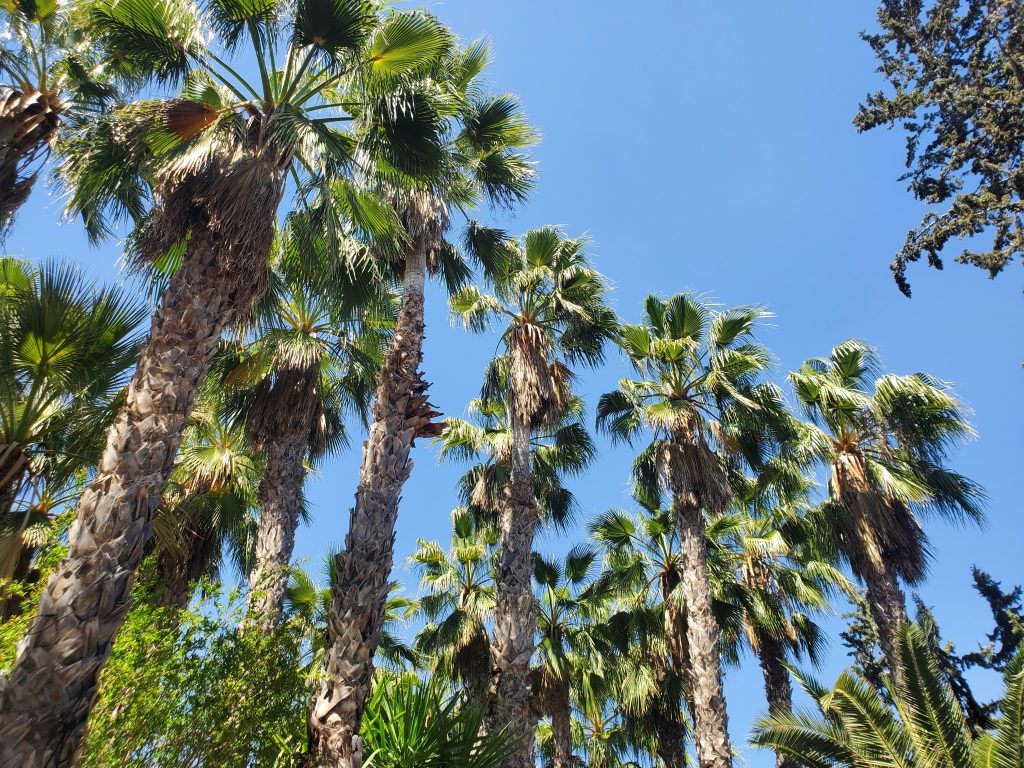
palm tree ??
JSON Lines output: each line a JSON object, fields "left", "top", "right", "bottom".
{"left": 438, "top": 387, "right": 596, "bottom": 533}
{"left": 752, "top": 623, "right": 1024, "bottom": 768}
{"left": 712, "top": 491, "right": 849, "bottom": 768}
{"left": 451, "top": 227, "right": 616, "bottom": 766}
{"left": 0, "top": 259, "right": 144, "bottom": 587}
{"left": 226, "top": 245, "right": 388, "bottom": 630}
{"left": 410, "top": 508, "right": 497, "bottom": 708}
{"left": 0, "top": 3, "right": 446, "bottom": 762}
{"left": 151, "top": 394, "right": 262, "bottom": 611}
{"left": 310, "top": 37, "right": 536, "bottom": 765}
{"left": 788, "top": 340, "right": 983, "bottom": 677}
{"left": 596, "top": 292, "right": 788, "bottom": 768}
{"left": 591, "top": 503, "right": 699, "bottom": 768}
{"left": 534, "top": 546, "right": 612, "bottom": 768}
{"left": 0, "top": 0, "right": 114, "bottom": 227}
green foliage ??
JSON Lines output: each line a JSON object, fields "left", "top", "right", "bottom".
{"left": 753, "top": 623, "right": 1024, "bottom": 768}
{"left": 360, "top": 674, "right": 513, "bottom": 768}
{"left": 857, "top": 0, "right": 1024, "bottom": 293}
{"left": 79, "top": 577, "right": 310, "bottom": 768}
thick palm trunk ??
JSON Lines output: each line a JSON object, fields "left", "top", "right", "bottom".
{"left": 0, "top": 87, "right": 60, "bottom": 227}
{"left": 308, "top": 242, "right": 437, "bottom": 767}
{"left": 245, "top": 435, "right": 308, "bottom": 630}
{"left": 0, "top": 227, "right": 236, "bottom": 768}
{"left": 488, "top": 362, "right": 541, "bottom": 768}
{"left": 756, "top": 633, "right": 796, "bottom": 768}
{"left": 548, "top": 678, "right": 573, "bottom": 768}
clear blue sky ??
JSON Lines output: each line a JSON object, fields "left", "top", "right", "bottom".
{"left": 6, "top": 2, "right": 1022, "bottom": 764}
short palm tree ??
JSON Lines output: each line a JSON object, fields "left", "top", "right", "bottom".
{"left": 151, "top": 393, "right": 262, "bottom": 611}
{"left": 597, "top": 292, "right": 788, "bottom": 768}
{"left": 591, "top": 502, "right": 700, "bottom": 768}
{"left": 312, "top": 37, "right": 536, "bottom": 765}
{"left": 410, "top": 508, "right": 497, "bottom": 709}
{"left": 752, "top": 623, "right": 1024, "bottom": 768}
{"left": 0, "top": 2, "right": 446, "bottom": 761}
{"left": 0, "top": 259, "right": 144, "bottom": 582}
{"left": 534, "top": 546, "right": 613, "bottom": 768}
{"left": 0, "top": 0, "right": 114, "bottom": 226}
{"left": 226, "top": 249, "right": 388, "bottom": 630}
{"left": 451, "top": 227, "right": 616, "bottom": 766}
{"left": 713, "top": 490, "right": 849, "bottom": 768}
{"left": 788, "top": 340, "right": 983, "bottom": 677}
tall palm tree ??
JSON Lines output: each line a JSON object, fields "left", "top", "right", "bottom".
{"left": 0, "top": 3, "right": 446, "bottom": 762}
{"left": 310, "top": 37, "right": 536, "bottom": 765}
{"left": 752, "top": 623, "right": 1024, "bottom": 768}
{"left": 0, "top": 0, "right": 114, "bottom": 227}
{"left": 226, "top": 245, "right": 388, "bottom": 630}
{"left": 788, "top": 340, "right": 983, "bottom": 677}
{"left": 597, "top": 293, "right": 788, "bottom": 768}
{"left": 534, "top": 546, "right": 612, "bottom": 768}
{"left": 0, "top": 259, "right": 144, "bottom": 584}
{"left": 410, "top": 508, "right": 497, "bottom": 709}
{"left": 451, "top": 227, "right": 616, "bottom": 766}
{"left": 438, "top": 388, "right": 596, "bottom": 533}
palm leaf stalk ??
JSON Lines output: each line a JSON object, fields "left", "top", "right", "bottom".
{"left": 0, "top": 1, "right": 439, "bottom": 762}
{"left": 788, "top": 340, "right": 984, "bottom": 682}
{"left": 309, "top": 36, "right": 536, "bottom": 766}
{"left": 451, "top": 228, "right": 615, "bottom": 767}
{"left": 597, "top": 292, "right": 791, "bottom": 768}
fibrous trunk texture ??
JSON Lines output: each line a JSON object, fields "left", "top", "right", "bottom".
{"left": 308, "top": 242, "right": 439, "bottom": 768}
{"left": 0, "top": 227, "right": 237, "bottom": 767}
{"left": 650, "top": 655, "right": 688, "bottom": 768}
{"left": 548, "top": 678, "right": 573, "bottom": 768}
{"left": 858, "top": 524, "right": 909, "bottom": 686}
{"left": 831, "top": 454, "right": 911, "bottom": 685}
{"left": 488, "top": 343, "right": 542, "bottom": 768}
{"left": 756, "top": 633, "right": 797, "bottom": 768}
{"left": 245, "top": 436, "right": 308, "bottom": 630}
{"left": 0, "top": 87, "right": 60, "bottom": 228}
{"left": 664, "top": 436, "right": 733, "bottom": 768}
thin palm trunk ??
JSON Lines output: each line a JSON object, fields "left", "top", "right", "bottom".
{"left": 0, "top": 87, "right": 60, "bottom": 227}
{"left": 308, "top": 240, "right": 435, "bottom": 767}
{"left": 755, "top": 632, "right": 797, "bottom": 768}
{"left": 489, "top": 358, "right": 541, "bottom": 768}
{"left": 0, "top": 226, "right": 240, "bottom": 767}
{"left": 662, "top": 569, "right": 697, "bottom": 722}
{"left": 549, "top": 677, "right": 573, "bottom": 768}
{"left": 245, "top": 435, "right": 307, "bottom": 630}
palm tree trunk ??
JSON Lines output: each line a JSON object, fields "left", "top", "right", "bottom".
{"left": 650, "top": 655, "right": 688, "bottom": 768}
{"left": 245, "top": 435, "right": 307, "bottom": 630}
{"left": 155, "top": 528, "right": 217, "bottom": 613}
{"left": 0, "top": 87, "right": 60, "bottom": 228}
{"left": 549, "top": 678, "right": 573, "bottom": 768}
{"left": 662, "top": 570, "right": 698, "bottom": 722}
{"left": 488, "top": 358, "right": 541, "bottom": 768}
{"left": 0, "top": 227, "right": 238, "bottom": 768}
{"left": 308, "top": 240, "right": 437, "bottom": 768}
{"left": 858, "top": 526, "right": 909, "bottom": 686}
{"left": 665, "top": 437, "right": 732, "bottom": 768}
{"left": 755, "top": 633, "right": 797, "bottom": 768}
